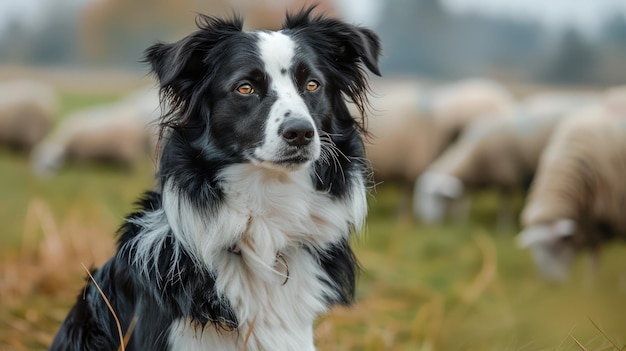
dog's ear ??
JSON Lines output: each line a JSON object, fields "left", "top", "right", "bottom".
{"left": 283, "top": 7, "right": 381, "bottom": 77}
{"left": 327, "top": 24, "right": 381, "bottom": 77}
{"left": 144, "top": 14, "right": 244, "bottom": 100}
{"left": 144, "top": 38, "right": 206, "bottom": 97}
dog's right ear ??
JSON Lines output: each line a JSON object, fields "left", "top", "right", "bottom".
{"left": 144, "top": 14, "right": 244, "bottom": 99}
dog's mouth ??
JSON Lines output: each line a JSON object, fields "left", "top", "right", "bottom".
{"left": 249, "top": 148, "right": 317, "bottom": 171}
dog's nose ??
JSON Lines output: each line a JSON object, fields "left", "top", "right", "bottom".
{"left": 281, "top": 119, "right": 315, "bottom": 147}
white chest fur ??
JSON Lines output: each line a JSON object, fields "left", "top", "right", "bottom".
{"left": 164, "top": 164, "right": 367, "bottom": 350}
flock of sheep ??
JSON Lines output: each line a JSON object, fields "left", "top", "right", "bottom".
{"left": 364, "top": 78, "right": 626, "bottom": 282}
{"left": 0, "top": 80, "right": 161, "bottom": 177}
{"left": 1, "top": 77, "right": 625, "bottom": 283}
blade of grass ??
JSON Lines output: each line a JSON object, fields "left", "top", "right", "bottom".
{"left": 242, "top": 314, "right": 257, "bottom": 351}
{"left": 571, "top": 334, "right": 588, "bottom": 351}
{"left": 118, "top": 316, "right": 138, "bottom": 351}
{"left": 587, "top": 316, "right": 621, "bottom": 351}
{"left": 81, "top": 263, "right": 125, "bottom": 351}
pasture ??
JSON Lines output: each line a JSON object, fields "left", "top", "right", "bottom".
{"left": 1, "top": 92, "right": 625, "bottom": 351}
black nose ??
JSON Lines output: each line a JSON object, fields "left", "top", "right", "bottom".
{"left": 281, "top": 119, "right": 315, "bottom": 147}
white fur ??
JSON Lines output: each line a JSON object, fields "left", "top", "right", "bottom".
{"left": 252, "top": 32, "right": 321, "bottom": 168}
{"left": 158, "top": 163, "right": 366, "bottom": 350}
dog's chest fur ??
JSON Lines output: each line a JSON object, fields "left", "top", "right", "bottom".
{"left": 166, "top": 164, "right": 366, "bottom": 350}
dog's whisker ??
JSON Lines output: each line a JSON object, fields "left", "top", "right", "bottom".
{"left": 312, "top": 168, "right": 325, "bottom": 185}
{"left": 319, "top": 137, "right": 348, "bottom": 183}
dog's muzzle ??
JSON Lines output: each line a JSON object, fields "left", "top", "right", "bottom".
{"left": 281, "top": 119, "right": 315, "bottom": 147}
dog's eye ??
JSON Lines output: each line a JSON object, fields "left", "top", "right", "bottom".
{"left": 306, "top": 80, "right": 319, "bottom": 92}
{"left": 237, "top": 84, "right": 254, "bottom": 95}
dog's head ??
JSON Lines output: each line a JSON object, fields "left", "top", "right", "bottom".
{"left": 145, "top": 7, "right": 380, "bottom": 175}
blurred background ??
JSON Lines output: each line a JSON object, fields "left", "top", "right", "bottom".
{"left": 1, "top": 0, "right": 626, "bottom": 350}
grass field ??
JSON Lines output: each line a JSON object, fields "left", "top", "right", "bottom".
{"left": 1, "top": 92, "right": 625, "bottom": 351}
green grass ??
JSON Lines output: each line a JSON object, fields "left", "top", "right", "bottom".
{"left": 1, "top": 93, "right": 626, "bottom": 350}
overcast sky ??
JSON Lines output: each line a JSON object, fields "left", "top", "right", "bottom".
{"left": 442, "top": 0, "right": 626, "bottom": 34}
{"left": 1, "top": 0, "right": 626, "bottom": 36}
{"left": 0, "top": 0, "right": 92, "bottom": 35}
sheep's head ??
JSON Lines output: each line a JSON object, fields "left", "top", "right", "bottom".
{"left": 517, "top": 219, "right": 577, "bottom": 282}
{"left": 30, "top": 142, "right": 66, "bottom": 178}
{"left": 413, "top": 171, "right": 464, "bottom": 224}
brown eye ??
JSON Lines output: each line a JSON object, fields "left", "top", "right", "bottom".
{"left": 306, "top": 80, "right": 319, "bottom": 92}
{"left": 237, "top": 84, "right": 254, "bottom": 95}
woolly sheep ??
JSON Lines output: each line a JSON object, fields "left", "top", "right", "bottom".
{"left": 518, "top": 90, "right": 599, "bottom": 118}
{"left": 31, "top": 87, "right": 160, "bottom": 176}
{"left": 0, "top": 80, "right": 59, "bottom": 151}
{"left": 364, "top": 78, "right": 515, "bottom": 186}
{"left": 517, "top": 98, "right": 626, "bottom": 282}
{"left": 362, "top": 79, "right": 437, "bottom": 185}
{"left": 414, "top": 109, "right": 571, "bottom": 224}
{"left": 429, "top": 78, "right": 516, "bottom": 148}
{"left": 603, "top": 85, "right": 626, "bottom": 115}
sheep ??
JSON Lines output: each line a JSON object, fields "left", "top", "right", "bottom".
{"left": 518, "top": 90, "right": 599, "bottom": 117}
{"left": 517, "top": 99, "right": 626, "bottom": 282}
{"left": 414, "top": 109, "right": 573, "bottom": 225}
{"left": 31, "top": 87, "right": 160, "bottom": 177}
{"left": 0, "top": 80, "right": 59, "bottom": 151}
{"left": 428, "top": 78, "right": 516, "bottom": 149}
{"left": 363, "top": 79, "right": 436, "bottom": 184}
{"left": 603, "top": 85, "right": 626, "bottom": 115}
{"left": 364, "top": 78, "right": 515, "bottom": 184}
{"left": 362, "top": 78, "right": 516, "bottom": 215}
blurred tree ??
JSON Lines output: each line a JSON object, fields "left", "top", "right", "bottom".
{"left": 595, "top": 14, "right": 626, "bottom": 84}
{"left": 79, "top": 0, "right": 231, "bottom": 67}
{"left": 240, "top": 0, "right": 337, "bottom": 30}
{"left": 601, "top": 14, "right": 626, "bottom": 46}
{"left": 28, "top": 3, "right": 80, "bottom": 65}
{"left": 543, "top": 29, "right": 598, "bottom": 84}
{"left": 377, "top": 0, "right": 546, "bottom": 81}
{"left": 78, "top": 0, "right": 337, "bottom": 67}
{"left": 0, "top": 1, "right": 80, "bottom": 65}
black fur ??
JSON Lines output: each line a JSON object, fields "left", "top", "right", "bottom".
{"left": 50, "top": 7, "right": 380, "bottom": 350}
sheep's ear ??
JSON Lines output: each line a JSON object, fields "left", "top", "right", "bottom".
{"left": 144, "top": 38, "right": 206, "bottom": 97}
{"left": 517, "top": 220, "right": 576, "bottom": 248}
{"left": 517, "top": 226, "right": 552, "bottom": 248}
{"left": 552, "top": 219, "right": 576, "bottom": 237}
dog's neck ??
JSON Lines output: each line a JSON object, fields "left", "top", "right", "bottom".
{"left": 162, "top": 162, "right": 365, "bottom": 272}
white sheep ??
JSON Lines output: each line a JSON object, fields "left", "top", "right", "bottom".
{"left": 31, "top": 87, "right": 161, "bottom": 176}
{"left": 414, "top": 109, "right": 572, "bottom": 225}
{"left": 364, "top": 78, "right": 515, "bottom": 185}
{"left": 603, "top": 85, "right": 626, "bottom": 115}
{"left": 517, "top": 99, "right": 626, "bottom": 282}
{"left": 0, "top": 80, "right": 59, "bottom": 151}
{"left": 518, "top": 90, "right": 599, "bottom": 118}
{"left": 429, "top": 78, "right": 516, "bottom": 148}
{"left": 363, "top": 79, "right": 436, "bottom": 185}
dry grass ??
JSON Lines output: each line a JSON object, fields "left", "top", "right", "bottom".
{"left": 2, "top": 176, "right": 626, "bottom": 351}
{"left": 0, "top": 198, "right": 116, "bottom": 350}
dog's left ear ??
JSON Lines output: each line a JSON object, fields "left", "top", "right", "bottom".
{"left": 335, "top": 25, "right": 381, "bottom": 77}
{"left": 283, "top": 8, "right": 381, "bottom": 77}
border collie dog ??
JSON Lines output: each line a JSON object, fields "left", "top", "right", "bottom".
{"left": 50, "top": 7, "right": 380, "bottom": 351}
